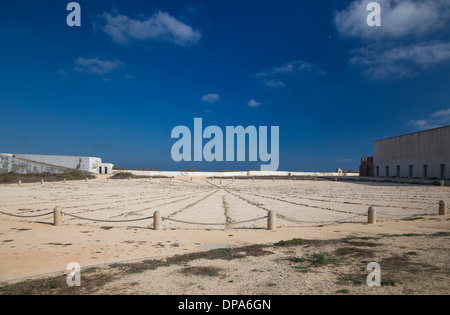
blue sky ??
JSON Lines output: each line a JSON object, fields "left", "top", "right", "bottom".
{"left": 1, "top": 0, "right": 450, "bottom": 171}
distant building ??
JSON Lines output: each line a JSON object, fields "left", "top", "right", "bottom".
{"left": 361, "top": 125, "right": 449, "bottom": 179}
{"left": 359, "top": 157, "right": 374, "bottom": 177}
{"left": 0, "top": 153, "right": 114, "bottom": 175}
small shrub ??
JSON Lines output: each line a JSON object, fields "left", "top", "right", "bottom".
{"left": 57, "top": 170, "right": 87, "bottom": 181}
{"left": 274, "top": 238, "right": 304, "bottom": 247}
{"left": 111, "top": 172, "right": 133, "bottom": 179}
{"left": 336, "top": 289, "right": 350, "bottom": 294}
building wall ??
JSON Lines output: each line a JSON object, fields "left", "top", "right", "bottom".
{"left": 0, "top": 154, "right": 66, "bottom": 174}
{"left": 360, "top": 157, "right": 374, "bottom": 177}
{"left": 14, "top": 154, "right": 101, "bottom": 173}
{"left": 373, "top": 125, "right": 450, "bottom": 179}
{"left": 99, "top": 163, "right": 114, "bottom": 174}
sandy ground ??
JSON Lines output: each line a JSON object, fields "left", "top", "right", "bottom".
{"left": 0, "top": 177, "right": 449, "bottom": 294}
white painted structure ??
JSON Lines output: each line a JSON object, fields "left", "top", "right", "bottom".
{"left": 0, "top": 153, "right": 114, "bottom": 174}
{"left": 114, "top": 170, "right": 359, "bottom": 177}
{"left": 99, "top": 163, "right": 114, "bottom": 175}
{"left": 0, "top": 154, "right": 66, "bottom": 174}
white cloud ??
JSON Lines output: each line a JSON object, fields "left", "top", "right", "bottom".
{"left": 255, "top": 60, "right": 327, "bottom": 87}
{"left": 350, "top": 41, "right": 450, "bottom": 79}
{"left": 247, "top": 99, "right": 261, "bottom": 108}
{"left": 202, "top": 94, "right": 220, "bottom": 104}
{"left": 74, "top": 57, "right": 123, "bottom": 75}
{"left": 98, "top": 11, "right": 201, "bottom": 46}
{"left": 335, "top": 0, "right": 450, "bottom": 39}
{"left": 264, "top": 80, "right": 286, "bottom": 87}
{"left": 408, "top": 108, "right": 450, "bottom": 130}
{"left": 338, "top": 158, "right": 354, "bottom": 162}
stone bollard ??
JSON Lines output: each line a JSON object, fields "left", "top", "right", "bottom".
{"left": 85, "top": 178, "right": 88, "bottom": 182}
{"left": 293, "top": 177, "right": 296, "bottom": 181}
{"left": 54, "top": 207, "right": 63, "bottom": 226}
{"left": 267, "top": 210, "right": 276, "bottom": 231}
{"left": 18, "top": 180, "right": 22, "bottom": 186}
{"left": 191, "top": 177, "right": 193, "bottom": 181}
{"left": 440, "top": 181, "right": 445, "bottom": 187}
{"left": 232, "top": 177, "right": 234, "bottom": 181}
{"left": 314, "top": 177, "right": 316, "bottom": 182}
{"left": 153, "top": 211, "right": 162, "bottom": 230}
{"left": 272, "top": 177, "right": 275, "bottom": 181}
{"left": 128, "top": 177, "right": 131, "bottom": 181}
{"left": 41, "top": 179, "right": 44, "bottom": 185}
{"left": 368, "top": 206, "right": 376, "bottom": 224}
{"left": 106, "top": 177, "right": 109, "bottom": 182}
{"left": 335, "top": 178, "right": 338, "bottom": 182}
{"left": 63, "top": 178, "right": 67, "bottom": 183}
{"left": 439, "top": 201, "right": 447, "bottom": 216}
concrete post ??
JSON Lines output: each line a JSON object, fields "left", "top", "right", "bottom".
{"left": 18, "top": 180, "right": 22, "bottom": 186}
{"left": 272, "top": 177, "right": 275, "bottom": 181}
{"left": 267, "top": 210, "right": 276, "bottom": 231}
{"left": 63, "top": 178, "right": 67, "bottom": 183}
{"left": 128, "top": 177, "right": 131, "bottom": 181}
{"left": 54, "top": 207, "right": 62, "bottom": 226}
{"left": 335, "top": 178, "right": 337, "bottom": 182}
{"left": 368, "top": 206, "right": 376, "bottom": 224}
{"left": 314, "top": 177, "right": 316, "bottom": 182}
{"left": 153, "top": 211, "right": 162, "bottom": 230}
{"left": 85, "top": 178, "right": 88, "bottom": 182}
{"left": 41, "top": 179, "right": 44, "bottom": 184}
{"left": 439, "top": 201, "right": 447, "bottom": 216}
{"left": 106, "top": 177, "right": 109, "bottom": 182}
{"left": 440, "top": 181, "right": 445, "bottom": 187}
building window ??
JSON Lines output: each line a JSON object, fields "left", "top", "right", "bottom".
{"left": 99, "top": 166, "right": 102, "bottom": 174}
{"left": 409, "top": 165, "right": 414, "bottom": 178}
{"left": 441, "top": 164, "right": 447, "bottom": 179}
{"left": 376, "top": 166, "right": 379, "bottom": 177}
{"left": 386, "top": 166, "right": 389, "bottom": 177}
{"left": 423, "top": 164, "right": 429, "bottom": 178}
{"left": 396, "top": 165, "right": 401, "bottom": 178}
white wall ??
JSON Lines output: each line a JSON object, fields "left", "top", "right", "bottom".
{"left": 114, "top": 170, "right": 359, "bottom": 177}
{"left": 0, "top": 154, "right": 66, "bottom": 174}
{"left": 14, "top": 154, "right": 101, "bottom": 173}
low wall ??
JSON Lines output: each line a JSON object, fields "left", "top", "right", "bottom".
{"left": 0, "top": 154, "right": 66, "bottom": 174}
{"left": 13, "top": 154, "right": 101, "bottom": 173}
{"left": 114, "top": 170, "right": 360, "bottom": 177}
